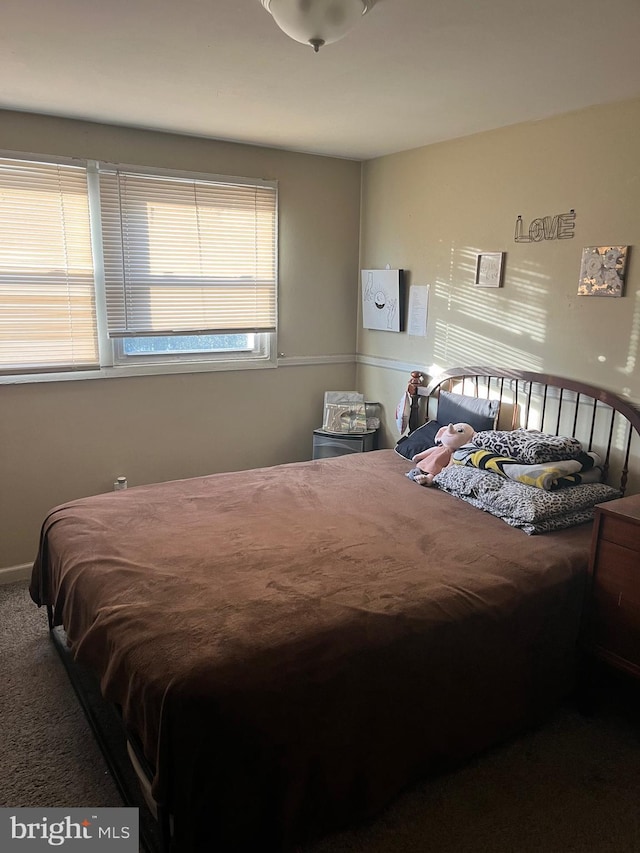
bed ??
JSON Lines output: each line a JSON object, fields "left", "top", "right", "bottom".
{"left": 29, "top": 368, "right": 640, "bottom": 852}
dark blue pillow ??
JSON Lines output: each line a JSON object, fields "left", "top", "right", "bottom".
{"left": 395, "top": 420, "right": 442, "bottom": 460}
{"left": 437, "top": 391, "right": 499, "bottom": 433}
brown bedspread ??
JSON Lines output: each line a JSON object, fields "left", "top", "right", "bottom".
{"left": 30, "top": 450, "right": 592, "bottom": 851}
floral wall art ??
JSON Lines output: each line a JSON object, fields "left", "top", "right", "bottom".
{"left": 577, "top": 245, "right": 629, "bottom": 297}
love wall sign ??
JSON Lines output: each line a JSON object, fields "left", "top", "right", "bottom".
{"left": 514, "top": 210, "right": 575, "bottom": 243}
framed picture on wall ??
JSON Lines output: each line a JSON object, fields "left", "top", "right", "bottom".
{"left": 577, "top": 246, "right": 629, "bottom": 297}
{"left": 361, "top": 269, "right": 405, "bottom": 331}
{"left": 474, "top": 252, "right": 505, "bottom": 288}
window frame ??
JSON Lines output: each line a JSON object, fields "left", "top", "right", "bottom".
{"left": 0, "top": 153, "right": 278, "bottom": 385}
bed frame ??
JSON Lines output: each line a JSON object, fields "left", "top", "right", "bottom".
{"left": 406, "top": 367, "right": 640, "bottom": 495}
{"left": 47, "top": 625, "right": 169, "bottom": 853}
{"left": 43, "top": 366, "right": 640, "bottom": 853}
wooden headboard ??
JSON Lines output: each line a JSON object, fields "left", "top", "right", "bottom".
{"left": 406, "top": 367, "right": 640, "bottom": 495}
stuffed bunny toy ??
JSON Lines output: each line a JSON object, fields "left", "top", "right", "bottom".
{"left": 411, "top": 422, "right": 475, "bottom": 486}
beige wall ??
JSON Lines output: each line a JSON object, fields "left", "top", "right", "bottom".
{"left": 0, "top": 112, "right": 361, "bottom": 568}
{"left": 357, "top": 97, "right": 640, "bottom": 446}
{"left": 4, "top": 98, "right": 640, "bottom": 568}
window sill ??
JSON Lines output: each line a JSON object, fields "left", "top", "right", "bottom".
{"left": 0, "top": 356, "right": 277, "bottom": 385}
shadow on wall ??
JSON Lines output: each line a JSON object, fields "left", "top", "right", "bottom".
{"left": 430, "top": 244, "right": 548, "bottom": 370}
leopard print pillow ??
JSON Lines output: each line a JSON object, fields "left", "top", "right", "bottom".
{"left": 435, "top": 466, "right": 621, "bottom": 523}
{"left": 472, "top": 428, "right": 583, "bottom": 464}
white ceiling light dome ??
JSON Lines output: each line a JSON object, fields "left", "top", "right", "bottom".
{"left": 261, "top": 0, "right": 377, "bottom": 52}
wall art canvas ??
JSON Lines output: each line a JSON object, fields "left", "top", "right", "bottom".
{"left": 577, "top": 246, "right": 628, "bottom": 297}
{"left": 361, "top": 269, "right": 405, "bottom": 331}
{"left": 474, "top": 252, "right": 504, "bottom": 288}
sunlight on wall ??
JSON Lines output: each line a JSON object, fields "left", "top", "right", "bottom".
{"left": 455, "top": 248, "right": 550, "bottom": 345}
{"left": 429, "top": 245, "right": 551, "bottom": 369}
{"left": 431, "top": 318, "right": 545, "bottom": 370}
{"left": 620, "top": 287, "right": 640, "bottom": 388}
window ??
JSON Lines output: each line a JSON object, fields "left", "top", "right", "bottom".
{"left": 0, "top": 154, "right": 277, "bottom": 380}
{"left": 0, "top": 156, "right": 98, "bottom": 375}
{"left": 113, "top": 332, "right": 267, "bottom": 367}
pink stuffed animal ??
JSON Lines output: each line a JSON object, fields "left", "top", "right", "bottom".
{"left": 411, "top": 422, "right": 475, "bottom": 486}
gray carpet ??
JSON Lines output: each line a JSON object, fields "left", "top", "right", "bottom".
{"left": 2, "top": 579, "right": 640, "bottom": 852}
{"left": 0, "top": 580, "right": 121, "bottom": 809}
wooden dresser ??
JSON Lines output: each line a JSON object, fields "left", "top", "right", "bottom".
{"left": 588, "top": 493, "right": 640, "bottom": 679}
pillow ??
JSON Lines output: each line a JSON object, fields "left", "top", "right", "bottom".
{"left": 395, "top": 420, "right": 442, "bottom": 460}
{"left": 472, "top": 428, "right": 583, "bottom": 464}
{"left": 452, "top": 446, "right": 603, "bottom": 490}
{"left": 434, "top": 465, "right": 621, "bottom": 522}
{"left": 437, "top": 391, "right": 500, "bottom": 433}
{"left": 434, "top": 466, "right": 622, "bottom": 534}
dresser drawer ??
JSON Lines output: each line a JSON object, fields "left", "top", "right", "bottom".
{"left": 599, "top": 514, "right": 640, "bottom": 552}
{"left": 312, "top": 429, "right": 377, "bottom": 459}
{"left": 591, "top": 540, "right": 640, "bottom": 666}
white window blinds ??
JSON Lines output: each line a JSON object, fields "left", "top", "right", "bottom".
{"left": 99, "top": 168, "right": 277, "bottom": 338}
{"left": 0, "top": 157, "right": 98, "bottom": 375}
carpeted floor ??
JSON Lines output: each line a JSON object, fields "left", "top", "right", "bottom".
{"left": 0, "top": 580, "right": 122, "bottom": 810}
{"left": 2, "top": 578, "right": 640, "bottom": 852}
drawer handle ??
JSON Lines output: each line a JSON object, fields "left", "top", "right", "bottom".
{"left": 618, "top": 592, "right": 622, "bottom": 607}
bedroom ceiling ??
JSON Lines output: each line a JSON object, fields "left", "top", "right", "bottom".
{"left": 2, "top": 0, "right": 640, "bottom": 161}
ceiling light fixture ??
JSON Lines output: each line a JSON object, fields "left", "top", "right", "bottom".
{"left": 261, "top": 0, "right": 377, "bottom": 52}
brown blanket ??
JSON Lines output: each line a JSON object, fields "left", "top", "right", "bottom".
{"left": 30, "top": 450, "right": 592, "bottom": 851}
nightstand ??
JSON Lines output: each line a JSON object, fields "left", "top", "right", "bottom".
{"left": 587, "top": 493, "right": 640, "bottom": 679}
{"left": 312, "top": 429, "right": 377, "bottom": 460}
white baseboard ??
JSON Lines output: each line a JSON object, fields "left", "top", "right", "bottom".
{"left": 0, "top": 563, "right": 31, "bottom": 585}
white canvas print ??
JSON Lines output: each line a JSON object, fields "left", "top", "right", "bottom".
{"left": 361, "top": 269, "right": 404, "bottom": 331}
